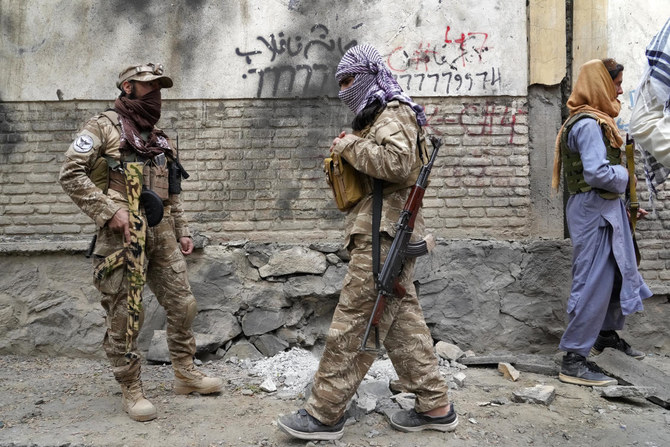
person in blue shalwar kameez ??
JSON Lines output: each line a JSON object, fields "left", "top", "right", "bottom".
{"left": 551, "top": 58, "right": 653, "bottom": 387}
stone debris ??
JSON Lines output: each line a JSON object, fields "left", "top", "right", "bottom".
{"left": 259, "top": 377, "right": 277, "bottom": 393}
{"left": 326, "top": 253, "right": 342, "bottom": 264}
{"left": 357, "top": 380, "right": 393, "bottom": 400}
{"left": 459, "top": 354, "right": 516, "bottom": 366}
{"left": 498, "top": 362, "right": 520, "bottom": 381}
{"left": 512, "top": 354, "right": 560, "bottom": 376}
{"left": 460, "top": 353, "right": 558, "bottom": 376}
{"left": 512, "top": 384, "right": 555, "bottom": 406}
{"left": 435, "top": 341, "right": 465, "bottom": 361}
{"left": 308, "top": 242, "right": 341, "bottom": 254}
{"left": 252, "top": 333, "right": 289, "bottom": 357}
{"left": 222, "top": 340, "right": 264, "bottom": 362}
{"left": 350, "top": 397, "right": 377, "bottom": 421}
{"left": 390, "top": 393, "right": 415, "bottom": 410}
{"left": 452, "top": 371, "right": 467, "bottom": 387}
{"left": 596, "top": 385, "right": 655, "bottom": 399}
{"left": 250, "top": 348, "right": 319, "bottom": 396}
{"left": 451, "top": 360, "right": 468, "bottom": 370}
{"left": 492, "top": 397, "right": 511, "bottom": 405}
{"left": 591, "top": 350, "right": 670, "bottom": 409}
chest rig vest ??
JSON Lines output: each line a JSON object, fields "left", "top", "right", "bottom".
{"left": 90, "top": 111, "right": 186, "bottom": 201}
{"left": 561, "top": 113, "right": 621, "bottom": 200}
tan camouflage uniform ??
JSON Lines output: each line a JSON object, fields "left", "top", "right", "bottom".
{"left": 306, "top": 101, "right": 450, "bottom": 425}
{"left": 59, "top": 114, "right": 197, "bottom": 385}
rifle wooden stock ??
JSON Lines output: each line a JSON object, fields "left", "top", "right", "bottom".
{"left": 360, "top": 136, "right": 441, "bottom": 351}
{"left": 625, "top": 134, "right": 641, "bottom": 266}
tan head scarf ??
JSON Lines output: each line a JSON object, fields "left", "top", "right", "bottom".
{"left": 551, "top": 59, "right": 623, "bottom": 192}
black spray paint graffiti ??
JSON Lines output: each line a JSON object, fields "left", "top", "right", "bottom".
{"left": 395, "top": 67, "right": 502, "bottom": 94}
{"left": 235, "top": 24, "right": 357, "bottom": 98}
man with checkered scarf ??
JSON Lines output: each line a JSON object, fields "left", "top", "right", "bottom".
{"left": 630, "top": 18, "right": 670, "bottom": 198}
{"left": 277, "top": 45, "right": 457, "bottom": 441}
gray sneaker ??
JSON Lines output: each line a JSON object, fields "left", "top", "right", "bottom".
{"left": 389, "top": 403, "right": 459, "bottom": 433}
{"left": 558, "top": 352, "right": 617, "bottom": 386}
{"left": 277, "top": 409, "right": 345, "bottom": 441}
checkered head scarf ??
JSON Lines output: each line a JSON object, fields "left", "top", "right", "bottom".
{"left": 646, "top": 18, "right": 670, "bottom": 89}
{"left": 335, "top": 44, "right": 427, "bottom": 126}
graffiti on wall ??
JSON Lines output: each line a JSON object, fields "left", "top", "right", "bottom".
{"left": 235, "top": 24, "right": 507, "bottom": 98}
{"left": 425, "top": 102, "right": 527, "bottom": 144}
{"left": 386, "top": 26, "right": 501, "bottom": 95}
{"left": 235, "top": 24, "right": 357, "bottom": 97}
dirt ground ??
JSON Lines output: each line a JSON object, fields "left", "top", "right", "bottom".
{"left": 0, "top": 352, "right": 669, "bottom": 447}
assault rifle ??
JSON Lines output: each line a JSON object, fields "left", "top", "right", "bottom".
{"left": 360, "top": 136, "right": 442, "bottom": 351}
{"left": 93, "top": 162, "right": 147, "bottom": 362}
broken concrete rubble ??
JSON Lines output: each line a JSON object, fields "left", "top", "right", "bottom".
{"left": 512, "top": 384, "right": 555, "bottom": 406}
{"left": 591, "top": 349, "right": 670, "bottom": 409}
{"left": 498, "top": 362, "right": 520, "bottom": 381}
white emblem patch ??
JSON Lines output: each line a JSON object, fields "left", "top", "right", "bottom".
{"left": 74, "top": 135, "right": 94, "bottom": 153}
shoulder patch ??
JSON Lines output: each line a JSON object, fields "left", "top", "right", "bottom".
{"left": 73, "top": 135, "right": 94, "bottom": 153}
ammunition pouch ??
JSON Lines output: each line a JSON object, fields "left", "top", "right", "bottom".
{"left": 140, "top": 189, "right": 164, "bottom": 227}
{"left": 324, "top": 154, "right": 369, "bottom": 211}
{"left": 168, "top": 160, "right": 189, "bottom": 194}
{"left": 324, "top": 131, "right": 427, "bottom": 211}
{"left": 143, "top": 158, "right": 169, "bottom": 200}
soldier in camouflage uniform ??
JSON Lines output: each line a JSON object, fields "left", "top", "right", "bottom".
{"left": 277, "top": 45, "right": 457, "bottom": 441}
{"left": 59, "top": 63, "right": 222, "bottom": 422}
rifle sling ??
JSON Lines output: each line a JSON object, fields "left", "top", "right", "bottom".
{"left": 372, "top": 179, "right": 383, "bottom": 280}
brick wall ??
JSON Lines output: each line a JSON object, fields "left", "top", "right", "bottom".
{"left": 0, "top": 97, "right": 531, "bottom": 241}
{"left": 1, "top": 98, "right": 668, "bottom": 292}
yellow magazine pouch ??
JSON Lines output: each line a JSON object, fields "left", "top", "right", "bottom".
{"left": 324, "top": 154, "right": 366, "bottom": 211}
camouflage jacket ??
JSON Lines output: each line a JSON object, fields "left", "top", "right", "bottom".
{"left": 59, "top": 113, "right": 191, "bottom": 239}
{"left": 332, "top": 101, "right": 426, "bottom": 249}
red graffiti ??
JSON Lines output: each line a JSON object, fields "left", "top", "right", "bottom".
{"left": 444, "top": 26, "right": 491, "bottom": 68}
{"left": 424, "top": 102, "right": 526, "bottom": 144}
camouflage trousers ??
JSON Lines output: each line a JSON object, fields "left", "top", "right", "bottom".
{"left": 93, "top": 214, "right": 197, "bottom": 384}
{"left": 306, "top": 233, "right": 450, "bottom": 425}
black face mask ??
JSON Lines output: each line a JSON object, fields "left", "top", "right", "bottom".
{"left": 115, "top": 88, "right": 162, "bottom": 130}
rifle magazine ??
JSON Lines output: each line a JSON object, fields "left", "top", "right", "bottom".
{"left": 405, "top": 240, "right": 428, "bottom": 257}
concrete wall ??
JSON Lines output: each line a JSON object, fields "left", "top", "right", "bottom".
{"left": 1, "top": 0, "right": 527, "bottom": 101}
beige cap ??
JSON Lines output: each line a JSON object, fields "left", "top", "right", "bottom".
{"left": 116, "top": 63, "right": 173, "bottom": 89}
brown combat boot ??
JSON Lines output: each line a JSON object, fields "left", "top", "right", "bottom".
{"left": 173, "top": 362, "right": 223, "bottom": 395}
{"left": 121, "top": 380, "right": 157, "bottom": 422}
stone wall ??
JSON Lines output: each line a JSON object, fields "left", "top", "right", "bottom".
{"left": 1, "top": 240, "right": 667, "bottom": 360}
